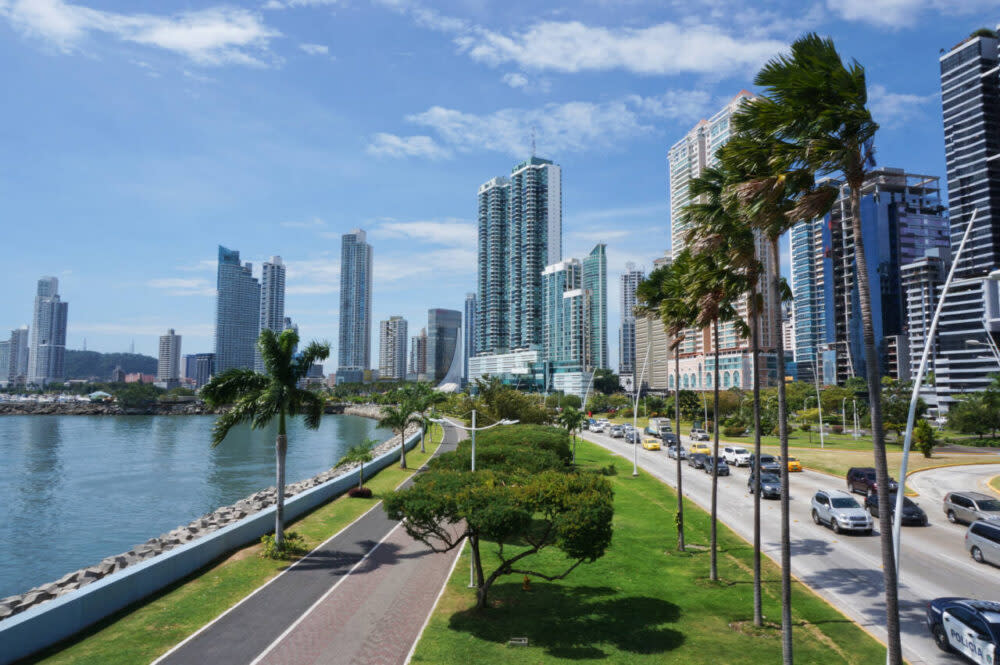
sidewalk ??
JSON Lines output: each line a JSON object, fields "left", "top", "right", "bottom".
{"left": 155, "top": 425, "right": 464, "bottom": 665}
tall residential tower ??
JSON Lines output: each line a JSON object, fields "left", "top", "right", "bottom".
{"left": 337, "top": 229, "right": 373, "bottom": 384}
{"left": 378, "top": 316, "right": 408, "bottom": 381}
{"left": 215, "top": 246, "right": 261, "bottom": 374}
{"left": 27, "top": 277, "right": 68, "bottom": 386}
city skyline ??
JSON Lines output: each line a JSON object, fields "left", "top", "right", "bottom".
{"left": 0, "top": 1, "right": 964, "bottom": 370}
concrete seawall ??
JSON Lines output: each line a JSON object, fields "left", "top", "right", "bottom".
{"left": 0, "top": 427, "right": 420, "bottom": 665}
{"left": 0, "top": 400, "right": 387, "bottom": 417}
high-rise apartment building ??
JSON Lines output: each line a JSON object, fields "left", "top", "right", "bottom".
{"left": 427, "top": 309, "right": 462, "bottom": 383}
{"left": 215, "top": 246, "right": 261, "bottom": 374}
{"left": 790, "top": 168, "right": 949, "bottom": 384}
{"left": 463, "top": 292, "right": 477, "bottom": 382}
{"left": 4, "top": 326, "right": 29, "bottom": 385}
{"left": 157, "top": 329, "right": 182, "bottom": 383}
{"left": 935, "top": 31, "right": 1000, "bottom": 406}
{"left": 27, "top": 277, "right": 68, "bottom": 386}
{"left": 476, "top": 157, "right": 562, "bottom": 356}
{"left": 338, "top": 229, "right": 373, "bottom": 384}
{"left": 582, "top": 244, "right": 608, "bottom": 370}
{"left": 666, "top": 92, "right": 778, "bottom": 390}
{"left": 255, "top": 256, "right": 286, "bottom": 371}
{"left": 378, "top": 316, "right": 408, "bottom": 381}
{"left": 409, "top": 327, "right": 427, "bottom": 378}
{"left": 619, "top": 263, "right": 645, "bottom": 386}
{"left": 902, "top": 248, "right": 949, "bottom": 408}
{"left": 0, "top": 341, "right": 10, "bottom": 386}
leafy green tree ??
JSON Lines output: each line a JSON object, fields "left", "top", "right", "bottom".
{"left": 202, "top": 328, "right": 329, "bottom": 548}
{"left": 644, "top": 395, "right": 665, "bottom": 414}
{"left": 378, "top": 401, "right": 422, "bottom": 470}
{"left": 881, "top": 377, "right": 925, "bottom": 442}
{"left": 339, "top": 438, "right": 378, "bottom": 488}
{"left": 407, "top": 383, "right": 447, "bottom": 453}
{"left": 544, "top": 392, "right": 562, "bottom": 409}
{"left": 592, "top": 369, "right": 620, "bottom": 394}
{"left": 473, "top": 377, "right": 549, "bottom": 424}
{"left": 560, "top": 393, "right": 582, "bottom": 410}
{"left": 913, "top": 420, "right": 937, "bottom": 458}
{"left": 115, "top": 383, "right": 163, "bottom": 408}
{"left": 558, "top": 406, "right": 586, "bottom": 464}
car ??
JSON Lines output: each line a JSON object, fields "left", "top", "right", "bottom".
{"left": 666, "top": 445, "right": 688, "bottom": 460}
{"left": 690, "top": 428, "right": 710, "bottom": 441}
{"left": 780, "top": 456, "right": 803, "bottom": 472}
{"left": 609, "top": 425, "right": 624, "bottom": 438}
{"left": 945, "top": 491, "right": 1000, "bottom": 525}
{"left": 588, "top": 422, "right": 603, "bottom": 433}
{"left": 625, "top": 430, "right": 641, "bottom": 444}
{"left": 641, "top": 437, "right": 661, "bottom": 451}
{"left": 811, "top": 489, "right": 873, "bottom": 535}
{"left": 688, "top": 453, "right": 708, "bottom": 469}
{"left": 967, "top": 520, "right": 1000, "bottom": 565}
{"left": 846, "top": 467, "right": 898, "bottom": 496}
{"left": 749, "top": 454, "right": 781, "bottom": 474}
{"left": 703, "top": 456, "right": 730, "bottom": 476}
{"left": 926, "top": 597, "right": 1000, "bottom": 660}
{"left": 723, "top": 445, "right": 752, "bottom": 467}
{"left": 748, "top": 472, "right": 782, "bottom": 499}
{"left": 864, "top": 492, "right": 928, "bottom": 526}
{"left": 662, "top": 432, "right": 679, "bottom": 446}
{"left": 689, "top": 442, "right": 712, "bottom": 456}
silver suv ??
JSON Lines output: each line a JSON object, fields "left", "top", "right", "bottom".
{"left": 811, "top": 489, "right": 873, "bottom": 535}
{"left": 966, "top": 520, "right": 1000, "bottom": 566}
{"left": 944, "top": 491, "right": 1000, "bottom": 524}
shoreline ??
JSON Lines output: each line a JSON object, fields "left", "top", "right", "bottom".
{"left": 0, "top": 404, "right": 400, "bottom": 622}
{"left": 0, "top": 401, "right": 384, "bottom": 418}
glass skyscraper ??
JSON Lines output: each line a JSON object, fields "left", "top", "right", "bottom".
{"left": 582, "top": 243, "right": 608, "bottom": 370}
{"left": 255, "top": 256, "right": 286, "bottom": 372}
{"left": 619, "top": 263, "right": 644, "bottom": 386}
{"left": 427, "top": 308, "right": 462, "bottom": 383}
{"left": 476, "top": 157, "right": 562, "bottom": 356}
{"left": 541, "top": 243, "right": 607, "bottom": 372}
{"left": 463, "top": 292, "right": 476, "bottom": 382}
{"left": 337, "top": 229, "right": 373, "bottom": 383}
{"left": 27, "top": 276, "right": 68, "bottom": 386}
{"left": 214, "top": 246, "right": 261, "bottom": 374}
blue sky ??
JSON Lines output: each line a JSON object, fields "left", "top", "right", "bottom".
{"left": 1, "top": 0, "right": 996, "bottom": 372}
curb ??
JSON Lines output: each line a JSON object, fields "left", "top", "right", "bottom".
{"left": 904, "top": 461, "right": 1000, "bottom": 498}
{"left": 987, "top": 475, "right": 1000, "bottom": 498}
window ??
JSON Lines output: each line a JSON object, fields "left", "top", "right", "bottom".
{"left": 831, "top": 498, "right": 860, "bottom": 509}
{"left": 815, "top": 494, "right": 828, "bottom": 506}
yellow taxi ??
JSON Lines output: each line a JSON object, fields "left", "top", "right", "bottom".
{"left": 641, "top": 437, "right": 662, "bottom": 451}
{"left": 782, "top": 456, "right": 803, "bottom": 472}
{"left": 689, "top": 442, "right": 711, "bottom": 456}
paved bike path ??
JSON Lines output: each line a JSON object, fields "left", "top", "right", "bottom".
{"left": 155, "top": 425, "right": 462, "bottom": 665}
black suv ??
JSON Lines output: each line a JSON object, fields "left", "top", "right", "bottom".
{"left": 846, "top": 467, "right": 898, "bottom": 496}
{"left": 749, "top": 454, "right": 781, "bottom": 474}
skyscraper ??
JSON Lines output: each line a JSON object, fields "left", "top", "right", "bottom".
{"left": 215, "top": 246, "right": 261, "bottom": 374}
{"left": 463, "top": 292, "right": 477, "bottom": 382}
{"left": 378, "top": 316, "right": 408, "bottom": 381}
{"left": 409, "top": 327, "right": 427, "bottom": 377}
{"left": 427, "top": 309, "right": 462, "bottom": 383}
{"left": 619, "top": 263, "right": 645, "bottom": 385}
{"left": 27, "top": 277, "right": 68, "bottom": 386}
{"left": 157, "top": 329, "right": 182, "bottom": 384}
{"left": 790, "top": 217, "right": 828, "bottom": 384}
{"left": 338, "top": 229, "right": 373, "bottom": 384}
{"left": 5, "top": 326, "right": 29, "bottom": 385}
{"left": 255, "top": 256, "right": 286, "bottom": 371}
{"left": 476, "top": 157, "right": 562, "bottom": 356}
{"left": 935, "top": 30, "right": 1000, "bottom": 406}
{"left": 582, "top": 243, "right": 608, "bottom": 370}
{"left": 0, "top": 341, "right": 10, "bottom": 386}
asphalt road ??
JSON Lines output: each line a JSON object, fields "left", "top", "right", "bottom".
{"left": 580, "top": 429, "right": 1000, "bottom": 665}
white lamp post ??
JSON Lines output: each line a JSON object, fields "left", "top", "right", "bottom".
{"left": 632, "top": 341, "right": 652, "bottom": 477}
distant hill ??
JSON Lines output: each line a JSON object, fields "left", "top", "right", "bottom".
{"left": 64, "top": 351, "right": 157, "bottom": 380}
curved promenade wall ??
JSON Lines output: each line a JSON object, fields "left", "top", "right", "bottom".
{"left": 0, "top": 429, "right": 421, "bottom": 665}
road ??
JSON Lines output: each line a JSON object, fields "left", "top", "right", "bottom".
{"left": 580, "top": 429, "right": 1000, "bottom": 665}
{"left": 909, "top": 463, "right": 1000, "bottom": 505}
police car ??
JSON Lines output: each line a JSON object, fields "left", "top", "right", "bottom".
{"left": 927, "top": 597, "right": 1000, "bottom": 664}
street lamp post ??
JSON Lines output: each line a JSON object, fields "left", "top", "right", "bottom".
{"left": 430, "top": 411, "right": 519, "bottom": 587}
{"left": 853, "top": 400, "right": 859, "bottom": 439}
{"left": 804, "top": 396, "right": 814, "bottom": 445}
{"left": 842, "top": 397, "right": 847, "bottom": 435}
{"left": 813, "top": 354, "right": 825, "bottom": 449}
{"left": 633, "top": 341, "right": 652, "bottom": 477}
{"left": 891, "top": 209, "right": 978, "bottom": 646}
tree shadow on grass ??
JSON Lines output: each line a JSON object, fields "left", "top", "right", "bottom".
{"left": 447, "top": 584, "right": 684, "bottom": 659}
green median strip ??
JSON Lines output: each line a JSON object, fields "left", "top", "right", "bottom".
{"left": 410, "top": 437, "right": 885, "bottom": 665}
{"left": 24, "top": 425, "right": 444, "bottom": 665}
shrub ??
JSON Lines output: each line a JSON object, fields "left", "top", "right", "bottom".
{"left": 799, "top": 423, "right": 811, "bottom": 432}
{"left": 723, "top": 426, "right": 745, "bottom": 437}
{"left": 348, "top": 487, "right": 373, "bottom": 498}
{"left": 260, "top": 531, "right": 307, "bottom": 560}
{"left": 832, "top": 425, "right": 844, "bottom": 434}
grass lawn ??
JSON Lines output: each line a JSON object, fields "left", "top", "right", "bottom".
{"left": 990, "top": 475, "right": 1000, "bottom": 495}
{"left": 410, "top": 438, "right": 885, "bottom": 665}
{"left": 26, "top": 425, "right": 444, "bottom": 665}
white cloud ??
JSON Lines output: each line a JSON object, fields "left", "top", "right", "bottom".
{"left": 374, "top": 248, "right": 477, "bottom": 283}
{"left": 573, "top": 202, "right": 669, "bottom": 223}
{"left": 267, "top": 0, "right": 342, "bottom": 8}
{"left": 828, "top": 0, "right": 1000, "bottom": 28}
{"left": 146, "top": 277, "right": 215, "bottom": 296}
{"left": 1, "top": 0, "right": 280, "bottom": 66}
{"left": 299, "top": 42, "right": 329, "bottom": 56}
{"left": 568, "top": 228, "right": 633, "bottom": 243}
{"left": 285, "top": 258, "right": 340, "bottom": 295}
{"left": 454, "top": 20, "right": 785, "bottom": 76}
{"left": 366, "top": 132, "right": 451, "bottom": 159}
{"left": 502, "top": 72, "right": 528, "bottom": 88}
{"left": 868, "top": 84, "right": 937, "bottom": 129}
{"left": 372, "top": 219, "right": 476, "bottom": 247}
{"left": 281, "top": 216, "right": 327, "bottom": 228}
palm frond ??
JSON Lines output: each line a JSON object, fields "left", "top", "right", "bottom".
{"left": 211, "top": 398, "right": 258, "bottom": 447}
{"left": 297, "top": 389, "right": 326, "bottom": 430}
{"left": 201, "top": 369, "right": 269, "bottom": 407}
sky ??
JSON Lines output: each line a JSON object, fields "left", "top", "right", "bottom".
{"left": 1, "top": 0, "right": 997, "bottom": 373}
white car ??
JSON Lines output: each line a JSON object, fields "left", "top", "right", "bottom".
{"left": 690, "top": 428, "right": 710, "bottom": 441}
{"left": 666, "top": 445, "right": 688, "bottom": 460}
{"left": 811, "top": 489, "right": 873, "bottom": 535}
{"left": 723, "top": 446, "right": 752, "bottom": 467}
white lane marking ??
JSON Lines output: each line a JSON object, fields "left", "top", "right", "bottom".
{"left": 404, "top": 537, "right": 468, "bottom": 664}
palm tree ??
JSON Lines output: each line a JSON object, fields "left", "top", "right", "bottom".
{"left": 637, "top": 252, "right": 699, "bottom": 552}
{"left": 732, "top": 33, "right": 894, "bottom": 663}
{"left": 202, "top": 328, "right": 329, "bottom": 548}
{"left": 340, "top": 438, "right": 378, "bottom": 489}
{"left": 409, "top": 384, "right": 447, "bottom": 453}
{"left": 378, "top": 400, "right": 421, "bottom": 470}
{"left": 682, "top": 166, "right": 760, "bottom": 595}
{"left": 558, "top": 406, "right": 585, "bottom": 464}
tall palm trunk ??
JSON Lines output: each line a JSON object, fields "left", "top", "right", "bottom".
{"left": 399, "top": 428, "right": 408, "bottom": 469}
{"left": 710, "top": 321, "right": 720, "bottom": 580}
{"left": 850, "top": 186, "right": 901, "bottom": 663}
{"left": 420, "top": 421, "right": 426, "bottom": 453}
{"left": 276, "top": 411, "right": 287, "bottom": 547}
{"left": 750, "top": 286, "right": 763, "bottom": 626}
{"left": 769, "top": 238, "right": 792, "bottom": 664}
{"left": 675, "top": 339, "right": 685, "bottom": 552}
